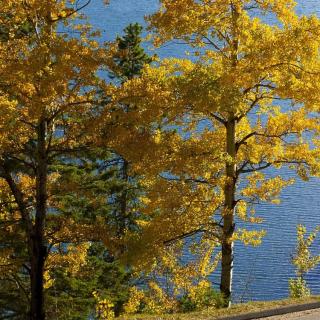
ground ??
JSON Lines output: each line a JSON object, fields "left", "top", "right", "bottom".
{"left": 122, "top": 297, "right": 320, "bottom": 319}
{"left": 262, "top": 308, "right": 320, "bottom": 320}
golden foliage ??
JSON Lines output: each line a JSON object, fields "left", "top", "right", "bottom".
{"left": 124, "top": 240, "right": 221, "bottom": 315}
{"left": 93, "top": 291, "right": 115, "bottom": 320}
{"left": 104, "top": 0, "right": 320, "bottom": 277}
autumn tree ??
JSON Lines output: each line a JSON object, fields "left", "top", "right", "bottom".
{"left": 0, "top": 182, "right": 30, "bottom": 318}
{"left": 289, "top": 225, "right": 320, "bottom": 298}
{"left": 109, "top": 0, "right": 320, "bottom": 305}
{"left": 0, "top": 12, "right": 153, "bottom": 318}
{"left": 0, "top": 0, "right": 111, "bottom": 318}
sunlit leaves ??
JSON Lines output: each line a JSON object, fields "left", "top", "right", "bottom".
{"left": 110, "top": 0, "right": 320, "bottom": 271}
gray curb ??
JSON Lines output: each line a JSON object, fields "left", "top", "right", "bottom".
{"left": 216, "top": 301, "right": 320, "bottom": 320}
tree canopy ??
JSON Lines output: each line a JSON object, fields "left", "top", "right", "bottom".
{"left": 108, "top": 0, "right": 320, "bottom": 304}
{"left": 1, "top": 0, "right": 320, "bottom": 318}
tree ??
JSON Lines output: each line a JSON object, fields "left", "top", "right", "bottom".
{"left": 289, "top": 225, "right": 320, "bottom": 298}
{"left": 109, "top": 23, "right": 153, "bottom": 83}
{"left": 42, "top": 22, "right": 153, "bottom": 319}
{"left": 105, "top": 22, "right": 153, "bottom": 237}
{"left": 45, "top": 243, "right": 132, "bottom": 319}
{"left": 0, "top": 16, "right": 153, "bottom": 318}
{"left": 0, "top": 183, "right": 30, "bottom": 319}
{"left": 0, "top": 1, "right": 108, "bottom": 318}
{"left": 109, "top": 0, "right": 320, "bottom": 305}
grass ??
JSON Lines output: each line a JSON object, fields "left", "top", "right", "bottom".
{"left": 120, "top": 296, "right": 320, "bottom": 319}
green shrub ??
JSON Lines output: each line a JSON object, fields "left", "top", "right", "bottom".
{"left": 289, "top": 277, "right": 311, "bottom": 298}
{"left": 289, "top": 224, "right": 320, "bottom": 299}
{"left": 179, "top": 282, "right": 225, "bottom": 312}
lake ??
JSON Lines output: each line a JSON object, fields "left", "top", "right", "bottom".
{"left": 84, "top": 0, "right": 320, "bottom": 302}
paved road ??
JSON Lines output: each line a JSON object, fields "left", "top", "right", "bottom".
{"left": 259, "top": 308, "right": 320, "bottom": 320}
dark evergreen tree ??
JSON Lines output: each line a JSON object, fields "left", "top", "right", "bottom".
{"left": 110, "top": 23, "right": 153, "bottom": 82}
{"left": 108, "top": 23, "right": 153, "bottom": 238}
{"left": 43, "top": 23, "right": 151, "bottom": 319}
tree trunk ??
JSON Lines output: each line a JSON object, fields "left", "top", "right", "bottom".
{"left": 220, "top": 118, "right": 236, "bottom": 306}
{"left": 30, "top": 119, "right": 47, "bottom": 320}
{"left": 30, "top": 235, "right": 46, "bottom": 320}
{"left": 220, "top": 3, "right": 240, "bottom": 306}
{"left": 118, "top": 158, "right": 128, "bottom": 236}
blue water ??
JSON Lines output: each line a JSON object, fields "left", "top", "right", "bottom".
{"left": 84, "top": 0, "right": 320, "bottom": 302}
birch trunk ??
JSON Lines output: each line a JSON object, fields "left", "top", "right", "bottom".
{"left": 220, "top": 118, "right": 236, "bottom": 306}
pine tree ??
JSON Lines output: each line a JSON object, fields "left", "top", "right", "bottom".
{"left": 109, "top": 23, "right": 153, "bottom": 82}
{"left": 43, "top": 22, "right": 152, "bottom": 318}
